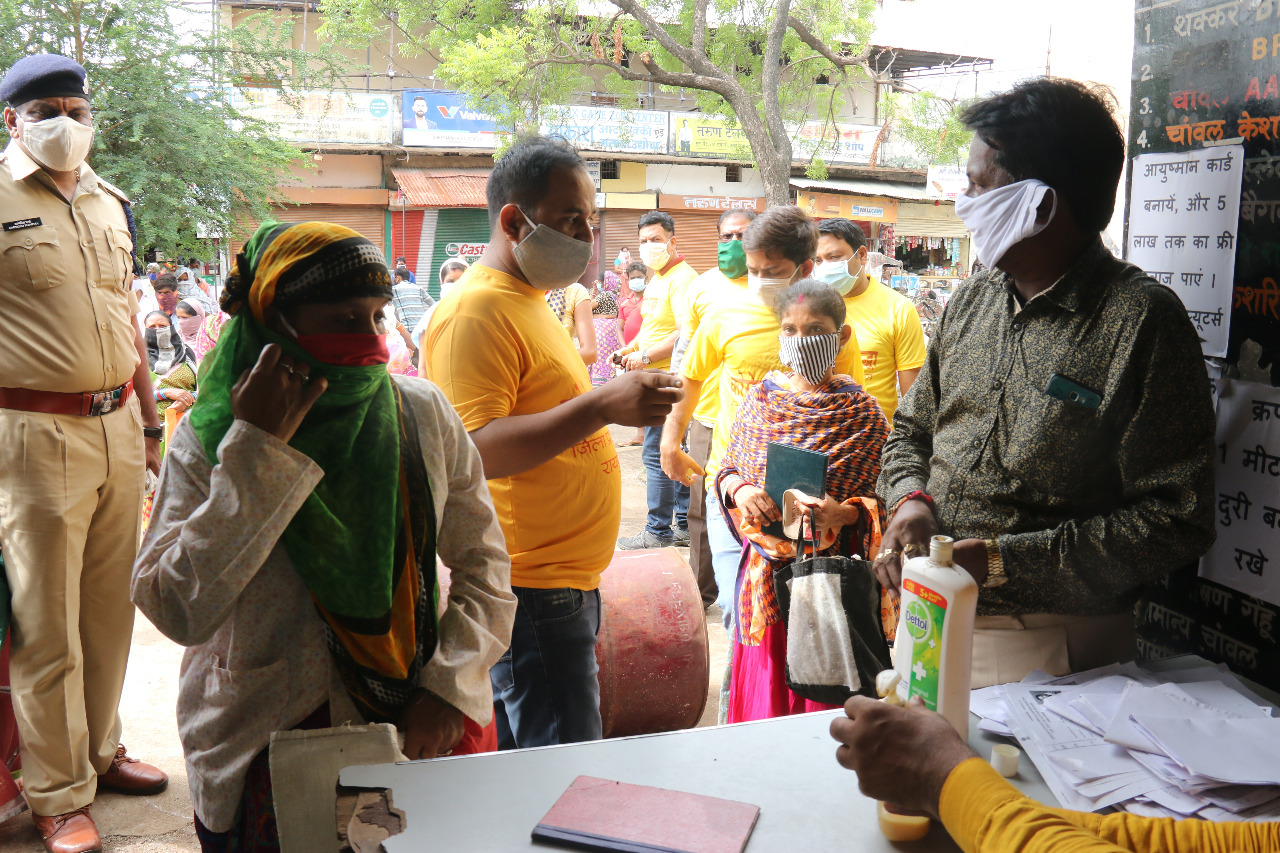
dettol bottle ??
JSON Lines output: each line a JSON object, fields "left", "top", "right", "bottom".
{"left": 893, "top": 535, "right": 979, "bottom": 737}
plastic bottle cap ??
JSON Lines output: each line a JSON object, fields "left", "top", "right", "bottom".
{"left": 991, "top": 744, "right": 1020, "bottom": 777}
{"left": 877, "top": 801, "right": 931, "bottom": 841}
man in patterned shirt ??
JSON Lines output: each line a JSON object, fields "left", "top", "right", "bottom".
{"left": 876, "top": 78, "right": 1216, "bottom": 688}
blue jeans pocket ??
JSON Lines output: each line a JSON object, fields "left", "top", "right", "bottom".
{"left": 527, "top": 588, "right": 585, "bottom": 626}
{"left": 490, "top": 647, "right": 515, "bottom": 693}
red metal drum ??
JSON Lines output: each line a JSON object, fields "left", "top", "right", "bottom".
{"left": 436, "top": 547, "right": 710, "bottom": 740}
{"left": 596, "top": 548, "right": 709, "bottom": 738}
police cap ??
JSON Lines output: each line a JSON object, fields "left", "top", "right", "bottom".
{"left": 0, "top": 54, "right": 90, "bottom": 108}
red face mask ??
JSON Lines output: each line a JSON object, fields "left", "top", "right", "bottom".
{"left": 294, "top": 333, "right": 390, "bottom": 366}
{"left": 156, "top": 292, "right": 179, "bottom": 314}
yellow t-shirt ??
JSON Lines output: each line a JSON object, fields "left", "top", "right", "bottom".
{"left": 682, "top": 268, "right": 746, "bottom": 428}
{"left": 940, "top": 757, "right": 1280, "bottom": 852}
{"left": 423, "top": 265, "right": 620, "bottom": 591}
{"left": 630, "top": 259, "right": 698, "bottom": 370}
{"left": 682, "top": 295, "right": 864, "bottom": 485}
{"left": 545, "top": 282, "right": 592, "bottom": 339}
{"left": 843, "top": 275, "right": 927, "bottom": 426}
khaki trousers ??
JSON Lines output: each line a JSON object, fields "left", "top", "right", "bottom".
{"left": 0, "top": 399, "right": 144, "bottom": 815}
{"left": 971, "top": 612, "right": 1136, "bottom": 689}
{"left": 685, "top": 420, "right": 717, "bottom": 608}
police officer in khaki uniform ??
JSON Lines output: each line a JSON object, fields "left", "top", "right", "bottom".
{"left": 0, "top": 54, "right": 168, "bottom": 853}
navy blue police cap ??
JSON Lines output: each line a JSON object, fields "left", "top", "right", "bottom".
{"left": 0, "top": 54, "right": 90, "bottom": 107}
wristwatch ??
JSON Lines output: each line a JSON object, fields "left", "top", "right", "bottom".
{"left": 983, "top": 538, "right": 1008, "bottom": 588}
{"left": 142, "top": 426, "right": 164, "bottom": 441}
{"left": 641, "top": 348, "right": 651, "bottom": 365}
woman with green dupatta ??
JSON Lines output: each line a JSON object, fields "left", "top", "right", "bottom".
{"left": 132, "top": 221, "right": 516, "bottom": 851}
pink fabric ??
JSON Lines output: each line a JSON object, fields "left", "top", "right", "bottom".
{"left": 618, "top": 295, "right": 643, "bottom": 344}
{"left": 177, "top": 301, "right": 206, "bottom": 346}
{"left": 588, "top": 317, "right": 621, "bottom": 386}
{"left": 726, "top": 621, "right": 842, "bottom": 723}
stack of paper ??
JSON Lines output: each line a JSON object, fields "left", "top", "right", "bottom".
{"left": 971, "top": 661, "right": 1280, "bottom": 821}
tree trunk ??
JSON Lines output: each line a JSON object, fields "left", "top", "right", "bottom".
{"left": 731, "top": 98, "right": 793, "bottom": 206}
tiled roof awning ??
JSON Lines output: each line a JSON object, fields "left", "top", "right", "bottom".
{"left": 391, "top": 167, "right": 490, "bottom": 207}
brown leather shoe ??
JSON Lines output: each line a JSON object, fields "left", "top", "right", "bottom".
{"left": 97, "top": 744, "right": 168, "bottom": 795}
{"left": 32, "top": 807, "right": 102, "bottom": 853}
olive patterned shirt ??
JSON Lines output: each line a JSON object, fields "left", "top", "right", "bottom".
{"left": 879, "top": 238, "right": 1216, "bottom": 616}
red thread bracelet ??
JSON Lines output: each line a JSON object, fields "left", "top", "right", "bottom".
{"left": 893, "top": 489, "right": 934, "bottom": 515}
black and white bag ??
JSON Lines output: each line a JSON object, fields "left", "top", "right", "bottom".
{"left": 773, "top": 511, "right": 892, "bottom": 705}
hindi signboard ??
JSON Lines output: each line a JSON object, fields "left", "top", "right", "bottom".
{"left": 542, "top": 106, "right": 670, "bottom": 155}
{"left": 1126, "top": 146, "right": 1244, "bottom": 358}
{"left": 1199, "top": 377, "right": 1280, "bottom": 607}
{"left": 230, "top": 88, "right": 393, "bottom": 144}
{"left": 669, "top": 114, "right": 753, "bottom": 160}
{"left": 790, "top": 121, "right": 878, "bottom": 166}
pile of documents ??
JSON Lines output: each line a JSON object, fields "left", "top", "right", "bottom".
{"left": 971, "top": 660, "right": 1280, "bottom": 821}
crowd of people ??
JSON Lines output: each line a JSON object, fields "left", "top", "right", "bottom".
{"left": 1, "top": 50, "right": 1276, "bottom": 853}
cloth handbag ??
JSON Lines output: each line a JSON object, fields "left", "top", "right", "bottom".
{"left": 773, "top": 511, "right": 892, "bottom": 705}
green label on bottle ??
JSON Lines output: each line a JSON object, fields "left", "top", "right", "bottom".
{"left": 902, "top": 577, "right": 947, "bottom": 711}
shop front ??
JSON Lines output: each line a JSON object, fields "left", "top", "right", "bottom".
{"left": 389, "top": 167, "right": 491, "bottom": 298}
{"left": 656, "top": 193, "right": 767, "bottom": 276}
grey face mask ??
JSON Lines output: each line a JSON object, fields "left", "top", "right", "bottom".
{"left": 511, "top": 209, "right": 594, "bottom": 290}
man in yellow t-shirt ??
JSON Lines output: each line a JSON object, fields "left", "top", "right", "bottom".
{"left": 815, "top": 218, "right": 926, "bottom": 426}
{"left": 832, "top": 696, "right": 1280, "bottom": 852}
{"left": 615, "top": 211, "right": 699, "bottom": 550}
{"left": 667, "top": 208, "right": 756, "bottom": 607}
{"left": 423, "top": 137, "right": 681, "bottom": 749}
{"left": 660, "top": 206, "right": 864, "bottom": 623}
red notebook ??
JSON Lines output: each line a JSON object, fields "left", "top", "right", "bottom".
{"left": 532, "top": 776, "right": 760, "bottom": 853}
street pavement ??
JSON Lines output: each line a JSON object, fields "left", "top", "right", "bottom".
{"left": 0, "top": 424, "right": 728, "bottom": 851}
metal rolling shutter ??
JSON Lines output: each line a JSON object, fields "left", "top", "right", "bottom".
{"left": 231, "top": 205, "right": 385, "bottom": 256}
{"left": 663, "top": 211, "right": 718, "bottom": 278}
{"left": 431, "top": 209, "right": 491, "bottom": 300}
{"left": 603, "top": 210, "right": 644, "bottom": 278}
{"left": 894, "top": 203, "right": 970, "bottom": 238}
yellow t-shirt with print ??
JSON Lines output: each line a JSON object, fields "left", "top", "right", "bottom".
{"left": 624, "top": 259, "right": 698, "bottom": 370}
{"left": 843, "top": 275, "right": 927, "bottom": 426}
{"left": 682, "top": 267, "right": 746, "bottom": 428}
{"left": 423, "top": 265, "right": 620, "bottom": 591}
{"left": 682, "top": 295, "right": 864, "bottom": 486}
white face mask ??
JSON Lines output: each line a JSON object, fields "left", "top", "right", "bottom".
{"left": 511, "top": 210, "right": 594, "bottom": 290}
{"left": 747, "top": 268, "right": 798, "bottom": 307}
{"left": 628, "top": 277, "right": 647, "bottom": 293}
{"left": 954, "top": 179, "right": 1057, "bottom": 268}
{"left": 638, "top": 240, "right": 671, "bottom": 270}
{"left": 21, "top": 115, "right": 95, "bottom": 172}
{"left": 813, "top": 258, "right": 864, "bottom": 296}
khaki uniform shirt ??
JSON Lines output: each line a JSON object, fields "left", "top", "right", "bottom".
{"left": 0, "top": 141, "right": 139, "bottom": 393}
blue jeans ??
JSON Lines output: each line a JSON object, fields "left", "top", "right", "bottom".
{"left": 705, "top": 489, "right": 744, "bottom": 630}
{"left": 642, "top": 425, "right": 690, "bottom": 538}
{"left": 491, "top": 586, "right": 602, "bottom": 749}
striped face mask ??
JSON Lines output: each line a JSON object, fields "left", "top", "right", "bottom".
{"left": 778, "top": 332, "right": 840, "bottom": 386}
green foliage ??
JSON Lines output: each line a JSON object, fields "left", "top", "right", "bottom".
{"left": 319, "top": 0, "right": 879, "bottom": 186}
{"left": 877, "top": 89, "right": 974, "bottom": 168}
{"left": 0, "top": 0, "right": 350, "bottom": 259}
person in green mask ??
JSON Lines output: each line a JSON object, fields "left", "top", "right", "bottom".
{"left": 664, "top": 207, "right": 756, "bottom": 607}
{"left": 132, "top": 220, "right": 516, "bottom": 851}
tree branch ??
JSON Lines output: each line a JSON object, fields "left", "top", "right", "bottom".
{"left": 608, "top": 0, "right": 721, "bottom": 79}
{"left": 691, "top": 0, "right": 709, "bottom": 57}
{"left": 761, "top": 0, "right": 793, "bottom": 155}
{"left": 528, "top": 53, "right": 734, "bottom": 99}
{"left": 786, "top": 14, "right": 873, "bottom": 73}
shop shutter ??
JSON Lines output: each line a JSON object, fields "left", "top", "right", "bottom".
{"left": 231, "top": 205, "right": 385, "bottom": 256}
{"left": 404, "top": 209, "right": 439, "bottom": 290}
{"left": 894, "top": 203, "right": 970, "bottom": 238}
{"left": 664, "top": 210, "right": 719, "bottom": 278}
{"left": 431, "top": 209, "right": 491, "bottom": 299}
{"left": 603, "top": 209, "right": 644, "bottom": 279}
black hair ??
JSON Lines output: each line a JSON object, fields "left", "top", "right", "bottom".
{"left": 153, "top": 272, "right": 178, "bottom": 292}
{"left": 743, "top": 205, "right": 817, "bottom": 267}
{"left": 440, "top": 259, "right": 469, "bottom": 283}
{"left": 718, "top": 208, "right": 758, "bottom": 230}
{"left": 638, "top": 210, "right": 675, "bottom": 236}
{"left": 413, "top": 95, "right": 426, "bottom": 104}
{"left": 960, "top": 78, "right": 1125, "bottom": 232}
{"left": 145, "top": 310, "right": 173, "bottom": 326}
{"left": 394, "top": 268, "right": 411, "bottom": 282}
{"left": 188, "top": 257, "right": 199, "bottom": 267}
{"left": 773, "top": 278, "right": 847, "bottom": 327}
{"left": 175, "top": 300, "right": 198, "bottom": 317}
{"left": 625, "top": 261, "right": 648, "bottom": 278}
{"left": 395, "top": 256, "right": 407, "bottom": 264}
{"left": 486, "top": 135, "right": 586, "bottom": 227}
{"left": 817, "top": 218, "right": 867, "bottom": 253}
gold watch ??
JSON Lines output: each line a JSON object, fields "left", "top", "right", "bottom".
{"left": 983, "top": 538, "right": 1007, "bottom": 588}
